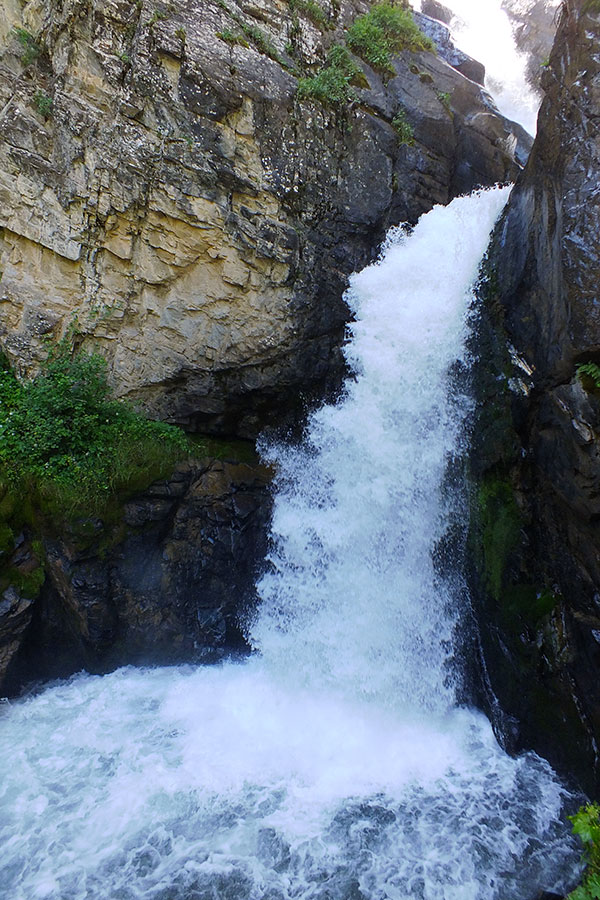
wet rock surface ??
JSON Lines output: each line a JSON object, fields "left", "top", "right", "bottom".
{"left": 414, "top": 9, "right": 486, "bottom": 85}
{"left": 3, "top": 455, "right": 272, "bottom": 693}
{"left": 501, "top": 0, "right": 559, "bottom": 89}
{"left": 470, "top": 0, "right": 600, "bottom": 794}
{"left": 0, "top": 0, "right": 526, "bottom": 438}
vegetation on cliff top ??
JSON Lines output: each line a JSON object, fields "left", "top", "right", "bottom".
{"left": 298, "top": 1, "right": 433, "bottom": 107}
{"left": 346, "top": 2, "right": 434, "bottom": 72}
{"left": 0, "top": 341, "right": 192, "bottom": 521}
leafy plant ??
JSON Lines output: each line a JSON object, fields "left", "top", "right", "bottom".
{"left": 437, "top": 90, "right": 451, "bottom": 110}
{"left": 0, "top": 340, "right": 193, "bottom": 521}
{"left": 577, "top": 362, "right": 600, "bottom": 390}
{"left": 298, "top": 44, "right": 365, "bottom": 105}
{"left": 346, "top": 2, "right": 434, "bottom": 73}
{"left": 392, "top": 108, "right": 414, "bottom": 144}
{"left": 13, "top": 27, "right": 42, "bottom": 67}
{"left": 33, "top": 90, "right": 53, "bottom": 118}
{"left": 568, "top": 804, "right": 600, "bottom": 900}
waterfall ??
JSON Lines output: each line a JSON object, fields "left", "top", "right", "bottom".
{"left": 251, "top": 191, "right": 505, "bottom": 713}
{"left": 0, "top": 189, "right": 579, "bottom": 900}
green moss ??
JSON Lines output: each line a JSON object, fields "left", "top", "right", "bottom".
{"left": 189, "top": 435, "right": 260, "bottom": 464}
{"left": 217, "top": 29, "right": 250, "bottom": 47}
{"left": 476, "top": 476, "right": 522, "bottom": 603}
{"left": 504, "top": 584, "right": 560, "bottom": 626}
{"left": 346, "top": 2, "right": 434, "bottom": 73}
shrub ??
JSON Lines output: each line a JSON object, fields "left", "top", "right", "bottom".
{"left": 298, "top": 44, "right": 364, "bottom": 105}
{"left": 568, "top": 804, "right": 600, "bottom": 900}
{"left": 392, "top": 109, "right": 414, "bottom": 144}
{"left": 217, "top": 28, "right": 250, "bottom": 48}
{"left": 240, "top": 21, "right": 282, "bottom": 61}
{"left": 346, "top": 2, "right": 434, "bottom": 73}
{"left": 289, "top": 0, "right": 328, "bottom": 27}
{"left": 13, "top": 27, "right": 42, "bottom": 67}
{"left": 0, "top": 341, "right": 193, "bottom": 520}
{"left": 34, "top": 90, "right": 53, "bottom": 118}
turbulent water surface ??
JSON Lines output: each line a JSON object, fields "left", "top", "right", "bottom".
{"left": 0, "top": 188, "right": 580, "bottom": 900}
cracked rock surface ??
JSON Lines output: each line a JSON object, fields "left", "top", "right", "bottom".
{"left": 0, "top": 0, "right": 527, "bottom": 437}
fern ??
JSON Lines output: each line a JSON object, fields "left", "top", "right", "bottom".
{"left": 577, "top": 362, "right": 600, "bottom": 389}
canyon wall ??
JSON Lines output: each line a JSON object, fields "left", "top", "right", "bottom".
{"left": 471, "top": 0, "right": 600, "bottom": 795}
{"left": 0, "top": 0, "right": 527, "bottom": 690}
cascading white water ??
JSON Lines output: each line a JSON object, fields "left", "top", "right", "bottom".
{"left": 0, "top": 188, "right": 580, "bottom": 900}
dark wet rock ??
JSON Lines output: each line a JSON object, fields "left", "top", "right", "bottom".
{"left": 422, "top": 0, "right": 453, "bottom": 25}
{"left": 502, "top": 0, "right": 559, "bottom": 89}
{"left": 414, "top": 10, "right": 486, "bottom": 84}
{"left": 3, "top": 455, "right": 272, "bottom": 693}
{"left": 470, "top": 0, "right": 600, "bottom": 795}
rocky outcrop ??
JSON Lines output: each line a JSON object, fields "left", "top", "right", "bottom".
{"left": 414, "top": 8, "right": 486, "bottom": 85}
{"left": 470, "top": 0, "right": 600, "bottom": 794}
{"left": 501, "top": 0, "right": 559, "bottom": 89}
{"left": 0, "top": 0, "right": 527, "bottom": 438}
{"left": 2, "top": 452, "right": 271, "bottom": 692}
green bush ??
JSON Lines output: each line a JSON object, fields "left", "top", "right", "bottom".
{"left": 298, "top": 44, "right": 364, "bottom": 105}
{"left": 33, "top": 90, "right": 53, "bottom": 118}
{"left": 569, "top": 804, "right": 600, "bottom": 899}
{"left": 0, "top": 341, "right": 192, "bottom": 520}
{"left": 346, "top": 2, "right": 434, "bottom": 73}
{"left": 289, "top": 0, "right": 328, "bottom": 27}
{"left": 13, "top": 27, "right": 42, "bottom": 67}
{"left": 392, "top": 109, "right": 414, "bottom": 144}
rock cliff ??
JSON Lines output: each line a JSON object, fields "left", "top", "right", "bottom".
{"left": 470, "top": 0, "right": 600, "bottom": 795}
{"left": 0, "top": 0, "right": 526, "bottom": 440}
{"left": 0, "top": 0, "right": 530, "bottom": 694}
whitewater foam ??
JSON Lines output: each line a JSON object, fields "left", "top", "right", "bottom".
{"left": 0, "top": 188, "right": 580, "bottom": 900}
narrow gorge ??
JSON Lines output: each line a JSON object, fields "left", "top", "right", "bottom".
{"left": 1, "top": 0, "right": 600, "bottom": 898}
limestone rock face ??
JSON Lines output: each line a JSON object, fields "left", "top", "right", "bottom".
{"left": 471, "top": 0, "right": 600, "bottom": 794}
{"left": 0, "top": 0, "right": 526, "bottom": 437}
{"left": 4, "top": 455, "right": 271, "bottom": 691}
